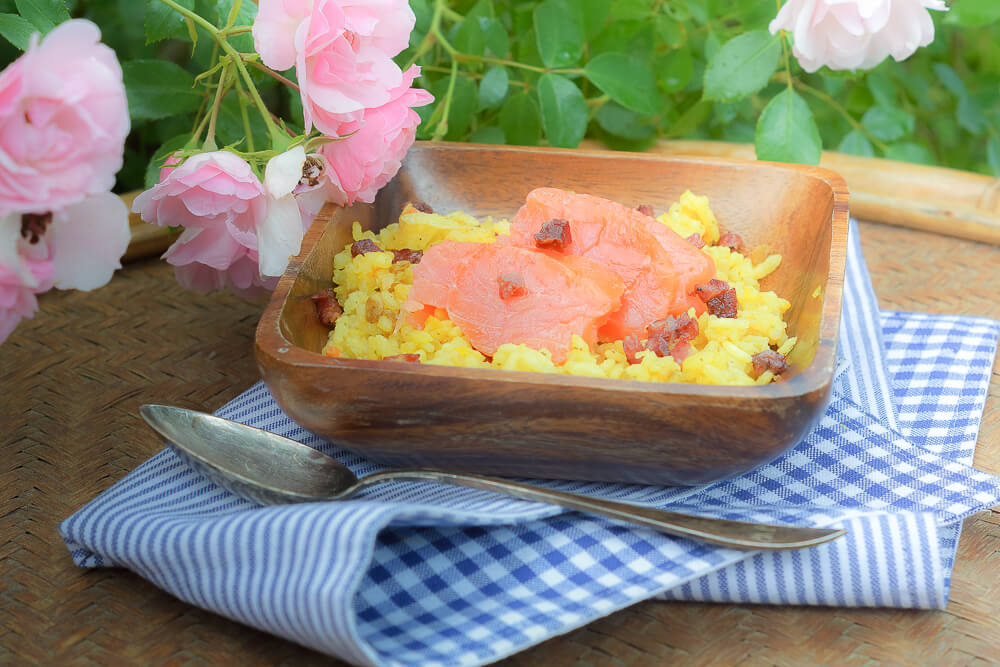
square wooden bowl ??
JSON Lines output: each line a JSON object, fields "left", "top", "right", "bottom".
{"left": 256, "top": 142, "right": 848, "bottom": 485}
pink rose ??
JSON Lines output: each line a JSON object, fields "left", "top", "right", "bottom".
{"left": 770, "top": 0, "right": 948, "bottom": 73}
{"left": 1, "top": 193, "right": 130, "bottom": 343}
{"left": 132, "top": 150, "right": 310, "bottom": 296}
{"left": 0, "top": 224, "right": 52, "bottom": 343}
{"left": 253, "top": 0, "right": 414, "bottom": 136}
{"left": 339, "top": 0, "right": 415, "bottom": 58}
{"left": 133, "top": 151, "right": 275, "bottom": 296}
{"left": 254, "top": 0, "right": 412, "bottom": 69}
{"left": 0, "top": 20, "right": 129, "bottom": 217}
{"left": 317, "top": 66, "right": 432, "bottom": 206}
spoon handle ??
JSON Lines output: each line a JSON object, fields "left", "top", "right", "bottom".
{"left": 352, "top": 470, "right": 844, "bottom": 551}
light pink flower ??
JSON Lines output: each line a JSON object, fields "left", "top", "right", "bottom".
{"left": 132, "top": 151, "right": 275, "bottom": 296}
{"left": 0, "top": 20, "right": 129, "bottom": 217}
{"left": 316, "top": 66, "right": 432, "bottom": 206}
{"left": 252, "top": 0, "right": 414, "bottom": 136}
{"left": 253, "top": 0, "right": 313, "bottom": 71}
{"left": 133, "top": 150, "right": 310, "bottom": 296}
{"left": 0, "top": 192, "right": 130, "bottom": 343}
{"left": 0, "top": 216, "right": 52, "bottom": 343}
{"left": 770, "top": 0, "right": 948, "bottom": 73}
{"left": 339, "top": 0, "right": 415, "bottom": 57}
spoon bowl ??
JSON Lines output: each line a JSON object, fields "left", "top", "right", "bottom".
{"left": 140, "top": 404, "right": 846, "bottom": 551}
{"left": 141, "top": 403, "right": 357, "bottom": 505}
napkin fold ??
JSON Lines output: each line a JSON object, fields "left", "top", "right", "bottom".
{"left": 61, "top": 223, "right": 1000, "bottom": 667}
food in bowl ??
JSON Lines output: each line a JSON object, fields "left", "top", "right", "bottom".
{"left": 316, "top": 188, "right": 795, "bottom": 386}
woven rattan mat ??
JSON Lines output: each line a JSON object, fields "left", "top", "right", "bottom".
{"left": 2, "top": 220, "right": 998, "bottom": 665}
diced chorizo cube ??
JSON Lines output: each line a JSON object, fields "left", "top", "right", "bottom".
{"left": 717, "top": 232, "right": 745, "bottom": 253}
{"left": 351, "top": 238, "right": 381, "bottom": 257}
{"left": 497, "top": 271, "right": 527, "bottom": 299}
{"left": 752, "top": 349, "right": 789, "bottom": 377}
{"left": 533, "top": 218, "right": 572, "bottom": 251}
{"left": 310, "top": 290, "right": 343, "bottom": 328}
{"left": 686, "top": 233, "right": 706, "bottom": 249}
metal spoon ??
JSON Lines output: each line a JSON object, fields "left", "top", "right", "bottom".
{"left": 139, "top": 404, "right": 845, "bottom": 551}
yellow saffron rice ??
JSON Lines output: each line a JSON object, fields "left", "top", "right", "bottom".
{"left": 321, "top": 191, "right": 795, "bottom": 385}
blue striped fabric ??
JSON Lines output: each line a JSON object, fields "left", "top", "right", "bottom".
{"left": 60, "top": 223, "right": 1000, "bottom": 666}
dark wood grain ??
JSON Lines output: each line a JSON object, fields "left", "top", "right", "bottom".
{"left": 256, "top": 143, "right": 850, "bottom": 485}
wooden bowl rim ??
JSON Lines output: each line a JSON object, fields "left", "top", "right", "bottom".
{"left": 256, "top": 142, "right": 848, "bottom": 401}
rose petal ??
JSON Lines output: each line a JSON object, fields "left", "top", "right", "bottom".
{"left": 265, "top": 146, "right": 306, "bottom": 199}
{"left": 257, "top": 195, "right": 305, "bottom": 277}
{"left": 48, "top": 192, "right": 130, "bottom": 291}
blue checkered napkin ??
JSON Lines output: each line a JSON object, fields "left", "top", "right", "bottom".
{"left": 660, "top": 225, "right": 1000, "bottom": 608}
{"left": 60, "top": 226, "right": 1000, "bottom": 666}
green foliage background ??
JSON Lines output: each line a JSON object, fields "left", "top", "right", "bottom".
{"left": 2, "top": 0, "right": 999, "bottom": 194}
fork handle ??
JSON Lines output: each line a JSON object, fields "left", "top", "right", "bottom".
{"left": 352, "top": 469, "right": 844, "bottom": 551}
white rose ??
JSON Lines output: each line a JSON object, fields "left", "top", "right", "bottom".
{"left": 769, "top": 0, "right": 948, "bottom": 73}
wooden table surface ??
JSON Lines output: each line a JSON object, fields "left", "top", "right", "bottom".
{"left": 2, "top": 220, "right": 998, "bottom": 665}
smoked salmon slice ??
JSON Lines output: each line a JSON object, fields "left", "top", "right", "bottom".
{"left": 409, "top": 241, "right": 623, "bottom": 363}
{"left": 407, "top": 240, "right": 483, "bottom": 310}
{"left": 508, "top": 188, "right": 715, "bottom": 340}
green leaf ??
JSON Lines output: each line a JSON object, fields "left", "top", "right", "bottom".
{"left": 594, "top": 102, "right": 655, "bottom": 140}
{"left": 415, "top": 100, "right": 436, "bottom": 139}
{"left": 932, "top": 63, "right": 965, "bottom": 97}
{"left": 712, "top": 99, "right": 750, "bottom": 126}
{"left": 865, "top": 71, "right": 897, "bottom": 109}
{"left": 287, "top": 84, "right": 304, "bottom": 128}
{"left": 658, "top": 46, "right": 693, "bottom": 93}
{"left": 703, "top": 30, "right": 721, "bottom": 62}
{"left": 145, "top": 0, "right": 194, "bottom": 43}
{"left": 122, "top": 59, "right": 203, "bottom": 120}
{"left": 14, "top": 0, "right": 68, "bottom": 33}
{"left": 411, "top": 0, "right": 431, "bottom": 34}
{"left": 482, "top": 17, "right": 509, "bottom": 58}
{"left": 611, "top": 0, "right": 649, "bottom": 21}
{"left": 655, "top": 15, "right": 685, "bottom": 49}
{"left": 433, "top": 75, "right": 477, "bottom": 140}
{"left": 684, "top": 0, "right": 708, "bottom": 24}
{"left": 663, "top": 2, "right": 689, "bottom": 21}
{"left": 209, "top": 0, "right": 256, "bottom": 52}
{"left": 533, "top": 0, "right": 583, "bottom": 68}
{"left": 447, "top": 75, "right": 478, "bottom": 140}
{"left": 932, "top": 64, "right": 988, "bottom": 134}
{"left": 216, "top": 93, "right": 270, "bottom": 147}
{"left": 754, "top": 89, "right": 822, "bottom": 165}
{"left": 884, "top": 142, "right": 934, "bottom": 166}
{"left": 468, "top": 126, "right": 506, "bottom": 145}
{"left": 537, "top": 73, "right": 587, "bottom": 148}
{"left": 861, "top": 106, "right": 914, "bottom": 142}
{"left": 944, "top": 0, "right": 1000, "bottom": 26}
{"left": 957, "top": 95, "right": 988, "bottom": 135}
{"left": 837, "top": 130, "right": 874, "bottom": 157}
{"left": 477, "top": 66, "right": 508, "bottom": 110}
{"left": 667, "top": 98, "right": 710, "bottom": 137}
{"left": 703, "top": 30, "right": 781, "bottom": 102}
{"left": 578, "top": 0, "right": 609, "bottom": 40}
{"left": 514, "top": 26, "right": 544, "bottom": 76}
{"left": 0, "top": 12, "right": 34, "bottom": 49}
{"left": 987, "top": 136, "right": 1000, "bottom": 177}
{"left": 721, "top": 121, "right": 755, "bottom": 143}
{"left": 589, "top": 19, "right": 631, "bottom": 57}
{"left": 584, "top": 52, "right": 659, "bottom": 115}
{"left": 453, "top": 14, "right": 485, "bottom": 56}
{"left": 144, "top": 133, "right": 192, "bottom": 189}
{"left": 465, "top": 0, "right": 494, "bottom": 20}
{"left": 499, "top": 91, "right": 541, "bottom": 146}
